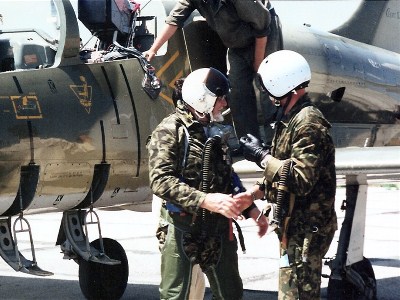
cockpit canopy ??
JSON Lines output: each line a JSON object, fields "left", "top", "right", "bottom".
{"left": 0, "top": 33, "right": 56, "bottom": 71}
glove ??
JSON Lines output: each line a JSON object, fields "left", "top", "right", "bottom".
{"left": 239, "top": 134, "right": 270, "bottom": 168}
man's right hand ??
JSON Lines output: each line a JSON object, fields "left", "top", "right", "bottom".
{"left": 143, "top": 49, "right": 156, "bottom": 61}
{"left": 239, "top": 134, "right": 270, "bottom": 167}
{"left": 201, "top": 193, "right": 251, "bottom": 219}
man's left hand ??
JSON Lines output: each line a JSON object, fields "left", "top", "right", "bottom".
{"left": 239, "top": 134, "right": 270, "bottom": 168}
{"left": 247, "top": 207, "right": 268, "bottom": 237}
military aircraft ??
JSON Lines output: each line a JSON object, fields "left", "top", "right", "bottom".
{"left": 0, "top": 0, "right": 399, "bottom": 299}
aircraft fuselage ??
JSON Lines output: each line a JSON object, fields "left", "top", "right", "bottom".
{"left": 0, "top": 57, "right": 173, "bottom": 215}
{"left": 283, "top": 24, "right": 400, "bottom": 147}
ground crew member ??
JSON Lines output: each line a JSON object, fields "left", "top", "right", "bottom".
{"left": 147, "top": 67, "right": 268, "bottom": 300}
{"left": 144, "top": 0, "right": 279, "bottom": 146}
{"left": 235, "top": 50, "right": 338, "bottom": 299}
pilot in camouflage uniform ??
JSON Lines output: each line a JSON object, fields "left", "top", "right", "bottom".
{"left": 147, "top": 68, "right": 267, "bottom": 300}
{"left": 237, "top": 50, "right": 338, "bottom": 299}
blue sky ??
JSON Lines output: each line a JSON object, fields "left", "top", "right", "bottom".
{"left": 272, "top": 0, "right": 362, "bottom": 31}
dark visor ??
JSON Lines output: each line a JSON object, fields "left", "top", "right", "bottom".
{"left": 205, "top": 68, "right": 229, "bottom": 97}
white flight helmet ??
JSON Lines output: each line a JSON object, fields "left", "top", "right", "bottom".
{"left": 257, "top": 50, "right": 311, "bottom": 98}
{"left": 181, "top": 67, "right": 229, "bottom": 121}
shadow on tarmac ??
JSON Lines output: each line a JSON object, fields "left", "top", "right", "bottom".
{"left": 370, "top": 257, "right": 400, "bottom": 268}
{"left": 1, "top": 274, "right": 399, "bottom": 299}
{"left": 0, "top": 274, "right": 278, "bottom": 300}
{"left": 205, "top": 288, "right": 277, "bottom": 300}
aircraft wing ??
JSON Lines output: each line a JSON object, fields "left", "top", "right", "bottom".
{"left": 335, "top": 146, "right": 400, "bottom": 184}
{"left": 233, "top": 146, "right": 400, "bottom": 184}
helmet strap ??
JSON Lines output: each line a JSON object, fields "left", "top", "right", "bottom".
{"left": 193, "top": 110, "right": 210, "bottom": 124}
{"left": 282, "top": 92, "right": 293, "bottom": 116}
{"left": 272, "top": 92, "right": 293, "bottom": 123}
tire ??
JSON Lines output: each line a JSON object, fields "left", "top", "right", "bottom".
{"left": 328, "top": 257, "right": 377, "bottom": 300}
{"left": 346, "top": 257, "right": 377, "bottom": 300}
{"left": 79, "top": 238, "right": 129, "bottom": 300}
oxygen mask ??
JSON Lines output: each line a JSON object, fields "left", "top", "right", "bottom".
{"left": 206, "top": 123, "right": 234, "bottom": 145}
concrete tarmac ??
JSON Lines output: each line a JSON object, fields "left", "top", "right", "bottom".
{"left": 0, "top": 186, "right": 399, "bottom": 299}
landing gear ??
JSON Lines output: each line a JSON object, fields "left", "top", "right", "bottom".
{"left": 327, "top": 175, "right": 377, "bottom": 300}
{"left": 79, "top": 238, "right": 129, "bottom": 300}
{"left": 0, "top": 215, "right": 53, "bottom": 276}
{"left": 58, "top": 209, "right": 129, "bottom": 299}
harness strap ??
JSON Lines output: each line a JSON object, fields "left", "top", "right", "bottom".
{"left": 180, "top": 125, "right": 190, "bottom": 175}
{"left": 232, "top": 219, "right": 246, "bottom": 254}
{"left": 166, "top": 121, "right": 190, "bottom": 213}
{"left": 280, "top": 193, "right": 295, "bottom": 251}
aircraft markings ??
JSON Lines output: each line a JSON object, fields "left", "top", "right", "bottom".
{"left": 111, "top": 187, "right": 120, "bottom": 198}
{"left": 155, "top": 51, "right": 182, "bottom": 105}
{"left": 53, "top": 195, "right": 64, "bottom": 206}
{"left": 10, "top": 94, "right": 43, "bottom": 119}
{"left": 48, "top": 79, "right": 58, "bottom": 94}
{"left": 157, "top": 69, "right": 184, "bottom": 105}
{"left": 170, "top": 70, "right": 184, "bottom": 88}
{"left": 158, "top": 92, "right": 173, "bottom": 105}
{"left": 70, "top": 76, "right": 93, "bottom": 114}
{"left": 155, "top": 51, "right": 180, "bottom": 77}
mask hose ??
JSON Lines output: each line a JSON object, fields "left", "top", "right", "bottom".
{"left": 198, "top": 136, "right": 222, "bottom": 236}
{"left": 269, "top": 159, "right": 292, "bottom": 228}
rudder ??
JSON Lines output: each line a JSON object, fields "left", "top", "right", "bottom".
{"left": 331, "top": 0, "right": 400, "bottom": 53}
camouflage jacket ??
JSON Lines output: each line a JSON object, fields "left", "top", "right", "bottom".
{"left": 147, "top": 101, "right": 233, "bottom": 216}
{"left": 263, "top": 94, "right": 337, "bottom": 233}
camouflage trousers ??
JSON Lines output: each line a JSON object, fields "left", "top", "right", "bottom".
{"left": 278, "top": 227, "right": 335, "bottom": 300}
{"left": 159, "top": 222, "right": 243, "bottom": 300}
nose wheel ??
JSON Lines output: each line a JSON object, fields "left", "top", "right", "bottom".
{"left": 79, "top": 238, "right": 129, "bottom": 300}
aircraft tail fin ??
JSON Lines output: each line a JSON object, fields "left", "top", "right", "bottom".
{"left": 330, "top": 0, "right": 400, "bottom": 53}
